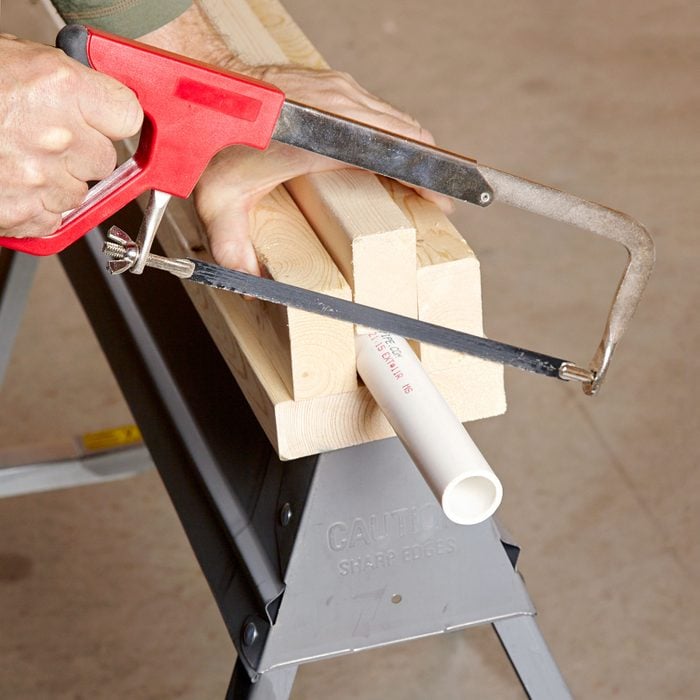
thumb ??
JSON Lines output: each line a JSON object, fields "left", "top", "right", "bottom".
{"left": 201, "top": 201, "right": 262, "bottom": 276}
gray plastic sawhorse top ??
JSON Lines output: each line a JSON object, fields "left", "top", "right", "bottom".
{"left": 0, "top": 208, "right": 571, "bottom": 699}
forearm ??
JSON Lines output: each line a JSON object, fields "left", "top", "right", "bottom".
{"left": 139, "top": 2, "right": 257, "bottom": 77}
{"left": 50, "top": 0, "right": 258, "bottom": 77}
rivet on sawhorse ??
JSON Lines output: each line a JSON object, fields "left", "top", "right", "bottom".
{"left": 279, "top": 502, "right": 293, "bottom": 527}
{"left": 242, "top": 621, "right": 259, "bottom": 647}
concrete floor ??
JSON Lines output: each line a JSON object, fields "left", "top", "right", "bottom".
{"left": 1, "top": 0, "right": 699, "bottom": 697}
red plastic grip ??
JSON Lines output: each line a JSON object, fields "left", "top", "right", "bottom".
{"left": 0, "top": 26, "right": 285, "bottom": 256}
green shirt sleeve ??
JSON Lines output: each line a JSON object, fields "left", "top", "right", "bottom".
{"left": 50, "top": 1, "right": 192, "bottom": 38}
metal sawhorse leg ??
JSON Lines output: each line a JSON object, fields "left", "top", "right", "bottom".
{"left": 0, "top": 204, "right": 572, "bottom": 699}
{"left": 0, "top": 249, "right": 39, "bottom": 385}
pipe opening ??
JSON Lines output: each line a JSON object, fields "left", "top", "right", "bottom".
{"left": 443, "top": 475, "right": 502, "bottom": 525}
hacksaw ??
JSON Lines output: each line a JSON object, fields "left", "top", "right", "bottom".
{"left": 0, "top": 25, "right": 655, "bottom": 395}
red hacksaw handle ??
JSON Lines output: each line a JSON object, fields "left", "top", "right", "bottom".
{"left": 0, "top": 24, "right": 285, "bottom": 256}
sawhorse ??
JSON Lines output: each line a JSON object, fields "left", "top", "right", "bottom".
{"left": 0, "top": 206, "right": 572, "bottom": 699}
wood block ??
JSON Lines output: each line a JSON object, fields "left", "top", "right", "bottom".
{"left": 161, "top": 201, "right": 506, "bottom": 459}
{"left": 286, "top": 171, "right": 416, "bottom": 316}
{"left": 250, "top": 188, "right": 357, "bottom": 399}
{"left": 157, "top": 0, "right": 507, "bottom": 457}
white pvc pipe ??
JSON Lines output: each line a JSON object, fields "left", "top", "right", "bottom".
{"left": 355, "top": 332, "right": 502, "bottom": 525}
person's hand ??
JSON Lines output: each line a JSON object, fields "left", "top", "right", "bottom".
{"left": 140, "top": 3, "right": 450, "bottom": 275}
{"left": 0, "top": 34, "right": 143, "bottom": 238}
{"left": 194, "top": 66, "right": 453, "bottom": 275}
